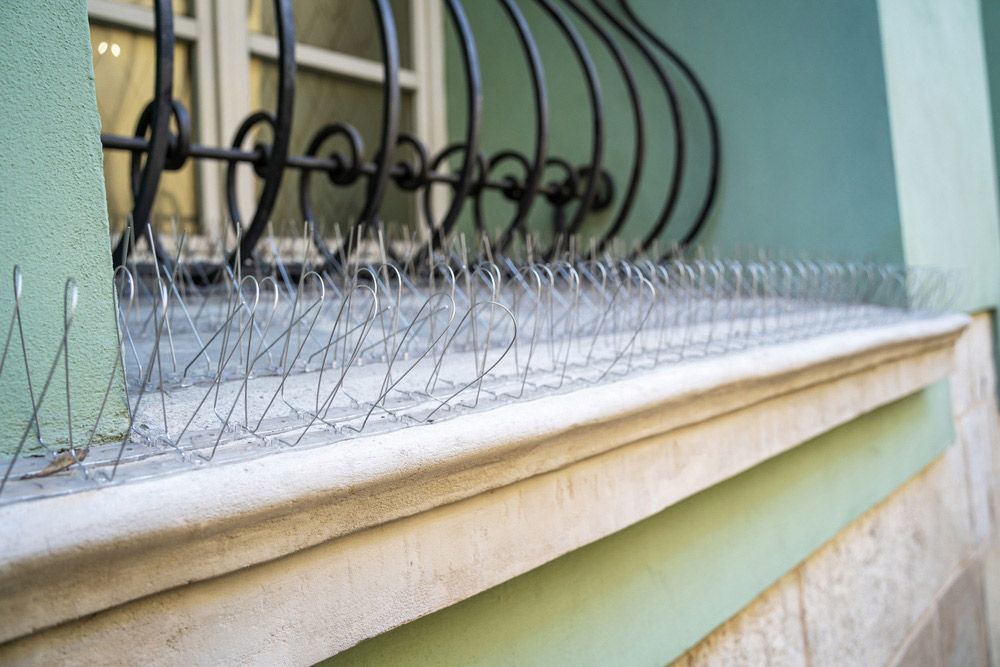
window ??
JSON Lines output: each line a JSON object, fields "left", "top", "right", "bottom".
{"left": 88, "top": 0, "right": 447, "bottom": 243}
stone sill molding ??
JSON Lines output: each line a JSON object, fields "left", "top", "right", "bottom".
{"left": 0, "top": 314, "right": 969, "bottom": 664}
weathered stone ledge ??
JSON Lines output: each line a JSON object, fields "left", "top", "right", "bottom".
{"left": 0, "top": 314, "right": 969, "bottom": 664}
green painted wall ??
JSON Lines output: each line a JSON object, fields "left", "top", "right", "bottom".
{"left": 0, "top": 0, "right": 126, "bottom": 453}
{"left": 880, "top": 0, "right": 1000, "bottom": 388}
{"left": 981, "top": 0, "right": 1000, "bottom": 384}
{"left": 985, "top": 0, "right": 1000, "bottom": 235}
{"left": 325, "top": 381, "right": 954, "bottom": 666}
{"left": 878, "top": 0, "right": 1000, "bottom": 315}
{"left": 446, "top": 0, "right": 904, "bottom": 261}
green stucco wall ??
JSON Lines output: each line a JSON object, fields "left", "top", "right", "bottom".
{"left": 447, "top": 0, "right": 904, "bottom": 261}
{"left": 881, "top": 0, "right": 1000, "bottom": 388}
{"left": 0, "top": 0, "right": 126, "bottom": 453}
{"left": 326, "top": 381, "right": 954, "bottom": 666}
{"left": 981, "top": 0, "right": 1000, "bottom": 382}
{"left": 985, "top": 0, "right": 1000, "bottom": 237}
{"left": 879, "top": 0, "right": 1000, "bottom": 315}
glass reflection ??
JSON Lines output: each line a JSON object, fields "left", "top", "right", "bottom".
{"left": 91, "top": 25, "right": 200, "bottom": 235}
{"left": 248, "top": 0, "right": 413, "bottom": 69}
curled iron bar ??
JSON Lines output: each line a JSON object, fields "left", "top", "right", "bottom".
{"left": 100, "top": 0, "right": 719, "bottom": 268}
{"left": 563, "top": 0, "right": 643, "bottom": 252}
{"left": 297, "top": 0, "right": 400, "bottom": 270}
{"left": 473, "top": 0, "right": 548, "bottom": 253}
{"left": 358, "top": 0, "right": 401, "bottom": 233}
{"left": 110, "top": 0, "right": 174, "bottom": 270}
{"left": 416, "top": 0, "right": 484, "bottom": 255}
{"left": 591, "top": 0, "right": 685, "bottom": 254}
{"left": 433, "top": 0, "right": 483, "bottom": 248}
{"left": 618, "top": 0, "right": 721, "bottom": 251}
{"left": 533, "top": 0, "right": 604, "bottom": 258}
{"left": 227, "top": 0, "right": 295, "bottom": 262}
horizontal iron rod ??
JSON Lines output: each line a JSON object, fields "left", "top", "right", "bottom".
{"left": 101, "top": 132, "right": 574, "bottom": 202}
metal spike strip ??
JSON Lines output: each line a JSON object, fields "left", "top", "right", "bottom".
{"left": 0, "top": 237, "right": 955, "bottom": 503}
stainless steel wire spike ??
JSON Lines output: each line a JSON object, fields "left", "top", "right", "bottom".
{"left": 0, "top": 239, "right": 956, "bottom": 501}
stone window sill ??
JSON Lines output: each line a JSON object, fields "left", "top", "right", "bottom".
{"left": 0, "top": 313, "right": 969, "bottom": 664}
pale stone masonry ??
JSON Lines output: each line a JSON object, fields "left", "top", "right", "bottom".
{"left": 0, "top": 311, "right": 967, "bottom": 664}
{"left": 676, "top": 313, "right": 1000, "bottom": 666}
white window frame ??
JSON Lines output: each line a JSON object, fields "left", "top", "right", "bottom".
{"left": 87, "top": 0, "right": 448, "bottom": 246}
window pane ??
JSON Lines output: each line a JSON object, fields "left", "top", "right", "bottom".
{"left": 103, "top": 0, "right": 193, "bottom": 17}
{"left": 91, "top": 25, "right": 200, "bottom": 235}
{"left": 249, "top": 58, "right": 416, "bottom": 234}
{"left": 248, "top": 0, "right": 413, "bottom": 70}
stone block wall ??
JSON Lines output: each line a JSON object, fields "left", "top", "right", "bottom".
{"left": 675, "top": 313, "right": 999, "bottom": 666}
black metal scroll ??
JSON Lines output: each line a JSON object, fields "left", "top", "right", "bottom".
{"left": 476, "top": 0, "right": 548, "bottom": 253}
{"left": 618, "top": 0, "right": 721, "bottom": 251}
{"left": 228, "top": 0, "right": 295, "bottom": 261}
{"left": 591, "top": 0, "right": 685, "bottom": 255}
{"left": 564, "top": 0, "right": 642, "bottom": 251}
{"left": 109, "top": 0, "right": 174, "bottom": 268}
{"left": 100, "top": 0, "right": 722, "bottom": 267}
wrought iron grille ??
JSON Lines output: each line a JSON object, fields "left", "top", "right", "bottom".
{"left": 99, "top": 0, "right": 720, "bottom": 270}
{"left": 3, "top": 3, "right": 963, "bottom": 498}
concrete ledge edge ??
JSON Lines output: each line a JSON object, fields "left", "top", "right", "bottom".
{"left": 0, "top": 313, "right": 970, "bottom": 649}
